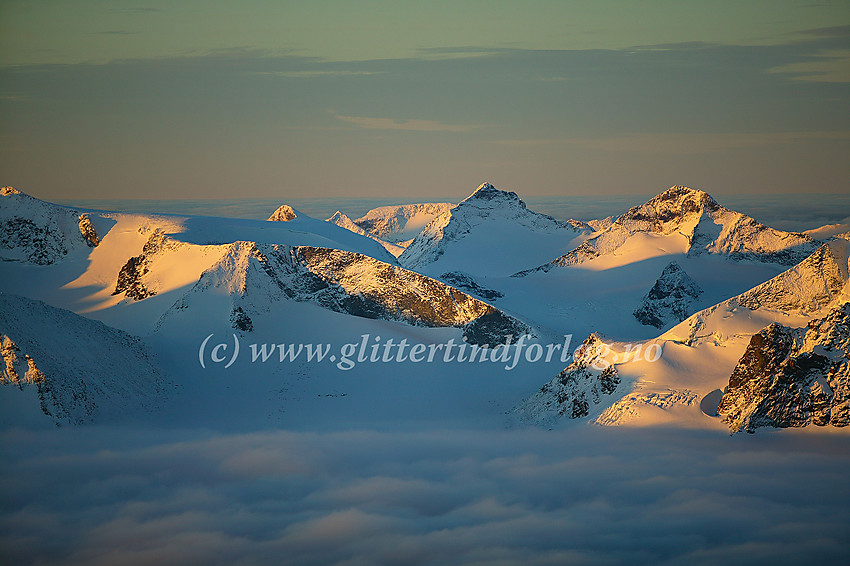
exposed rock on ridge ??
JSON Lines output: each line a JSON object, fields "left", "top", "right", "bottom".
{"left": 511, "top": 334, "right": 621, "bottom": 427}
{"left": 633, "top": 262, "right": 703, "bottom": 328}
{"left": 718, "top": 302, "right": 850, "bottom": 433}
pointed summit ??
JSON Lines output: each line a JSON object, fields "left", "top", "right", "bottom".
{"left": 619, "top": 185, "right": 720, "bottom": 229}
{"left": 267, "top": 205, "right": 298, "bottom": 222}
{"left": 399, "top": 182, "right": 588, "bottom": 276}
{"left": 462, "top": 182, "right": 524, "bottom": 207}
{"left": 633, "top": 261, "right": 703, "bottom": 328}
{"left": 328, "top": 210, "right": 347, "bottom": 223}
{"left": 1, "top": 186, "right": 22, "bottom": 197}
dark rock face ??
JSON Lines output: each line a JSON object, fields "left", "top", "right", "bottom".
{"left": 633, "top": 262, "right": 703, "bottom": 328}
{"left": 295, "top": 246, "right": 529, "bottom": 345}
{"left": 78, "top": 214, "right": 100, "bottom": 247}
{"left": 718, "top": 303, "right": 850, "bottom": 433}
{"left": 512, "top": 334, "right": 621, "bottom": 427}
{"left": 623, "top": 186, "right": 720, "bottom": 229}
{"left": 230, "top": 306, "right": 253, "bottom": 332}
{"left": 169, "top": 242, "right": 530, "bottom": 346}
{"left": 113, "top": 230, "right": 179, "bottom": 300}
{"left": 464, "top": 182, "right": 525, "bottom": 207}
{"left": 462, "top": 310, "right": 528, "bottom": 346}
{"left": 114, "top": 255, "right": 153, "bottom": 300}
{"left": 0, "top": 217, "right": 69, "bottom": 265}
{"left": 1, "top": 187, "right": 100, "bottom": 264}
{"left": 440, "top": 271, "right": 504, "bottom": 301}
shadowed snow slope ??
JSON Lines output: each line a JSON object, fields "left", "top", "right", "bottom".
{"left": 326, "top": 210, "right": 406, "bottom": 257}
{"left": 353, "top": 202, "right": 455, "bottom": 243}
{"left": 0, "top": 293, "right": 168, "bottom": 427}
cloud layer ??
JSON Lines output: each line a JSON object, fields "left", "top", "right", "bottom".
{"left": 2, "top": 426, "right": 849, "bottom": 565}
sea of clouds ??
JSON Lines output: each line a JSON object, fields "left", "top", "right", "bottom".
{"left": 2, "top": 425, "right": 848, "bottom": 565}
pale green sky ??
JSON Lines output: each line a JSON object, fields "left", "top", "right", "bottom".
{"left": 1, "top": 1, "right": 848, "bottom": 199}
{"left": 2, "top": 0, "right": 849, "bottom": 65}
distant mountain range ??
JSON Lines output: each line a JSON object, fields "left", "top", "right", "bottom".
{"left": 2, "top": 183, "right": 848, "bottom": 433}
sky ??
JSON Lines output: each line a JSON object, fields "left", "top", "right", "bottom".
{"left": 1, "top": 1, "right": 849, "bottom": 200}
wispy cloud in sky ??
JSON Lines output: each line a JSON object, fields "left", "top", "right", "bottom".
{"left": 769, "top": 49, "right": 850, "bottom": 82}
{"left": 258, "top": 70, "right": 382, "bottom": 78}
{"left": 333, "top": 113, "right": 479, "bottom": 133}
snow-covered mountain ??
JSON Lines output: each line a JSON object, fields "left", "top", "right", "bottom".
{"left": 2, "top": 183, "right": 848, "bottom": 435}
{"left": 326, "top": 210, "right": 406, "bottom": 257}
{"left": 515, "top": 237, "right": 850, "bottom": 429}
{"left": 718, "top": 302, "right": 850, "bottom": 433}
{"left": 264, "top": 203, "right": 398, "bottom": 264}
{"left": 673, "top": 238, "right": 850, "bottom": 347}
{"left": 633, "top": 262, "right": 703, "bottom": 328}
{"left": 267, "top": 204, "right": 298, "bottom": 222}
{"left": 0, "top": 292, "right": 168, "bottom": 427}
{"left": 1, "top": 186, "right": 103, "bottom": 264}
{"left": 511, "top": 334, "right": 623, "bottom": 427}
{"left": 518, "top": 186, "right": 821, "bottom": 275}
{"left": 156, "top": 241, "right": 529, "bottom": 344}
{"left": 353, "top": 202, "right": 455, "bottom": 243}
{"left": 600, "top": 238, "right": 849, "bottom": 427}
{"left": 399, "top": 183, "right": 591, "bottom": 277}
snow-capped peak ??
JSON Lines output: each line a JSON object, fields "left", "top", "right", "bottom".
{"left": 398, "top": 182, "right": 589, "bottom": 276}
{"left": 328, "top": 210, "right": 348, "bottom": 224}
{"left": 1, "top": 186, "right": 102, "bottom": 264}
{"left": 267, "top": 205, "right": 298, "bottom": 222}
{"left": 461, "top": 182, "right": 525, "bottom": 209}
{"left": 519, "top": 185, "right": 820, "bottom": 274}
{"left": 617, "top": 185, "right": 720, "bottom": 231}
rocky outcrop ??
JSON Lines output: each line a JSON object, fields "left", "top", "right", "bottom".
{"left": 512, "top": 334, "right": 621, "bottom": 427}
{"left": 439, "top": 271, "right": 503, "bottom": 301}
{"left": 717, "top": 302, "right": 850, "bottom": 433}
{"left": 113, "top": 229, "right": 182, "bottom": 300}
{"left": 0, "top": 186, "right": 105, "bottom": 264}
{"left": 268, "top": 205, "right": 297, "bottom": 222}
{"left": 633, "top": 262, "right": 703, "bottom": 328}
{"left": 78, "top": 213, "right": 100, "bottom": 247}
